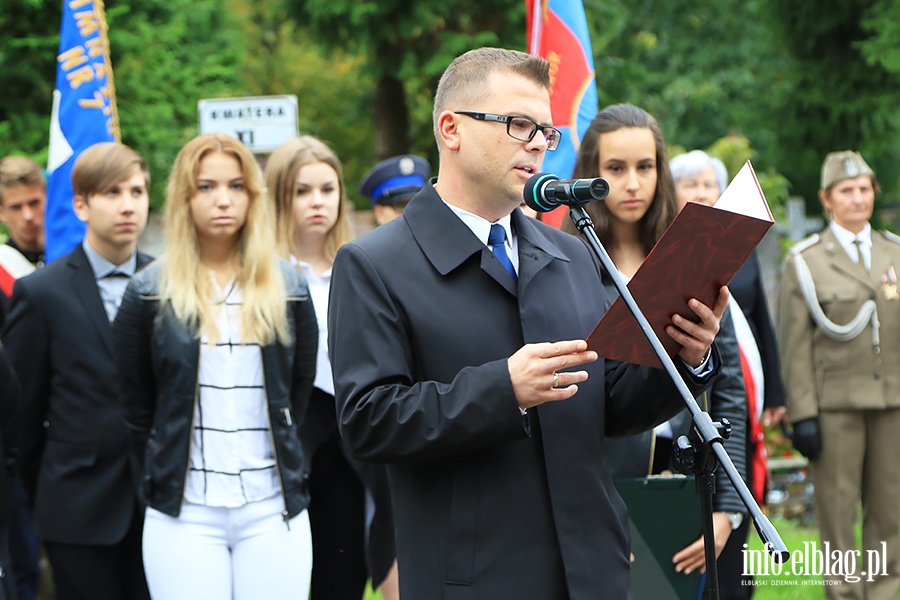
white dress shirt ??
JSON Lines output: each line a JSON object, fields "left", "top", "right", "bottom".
{"left": 292, "top": 258, "right": 334, "bottom": 396}
{"left": 82, "top": 240, "right": 137, "bottom": 322}
{"left": 830, "top": 221, "right": 872, "bottom": 272}
{"left": 442, "top": 202, "right": 519, "bottom": 275}
{"left": 183, "top": 277, "right": 279, "bottom": 507}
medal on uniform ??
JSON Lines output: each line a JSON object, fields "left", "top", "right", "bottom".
{"left": 881, "top": 265, "right": 899, "bottom": 301}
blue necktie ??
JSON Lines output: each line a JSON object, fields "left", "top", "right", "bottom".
{"left": 488, "top": 223, "right": 517, "bottom": 281}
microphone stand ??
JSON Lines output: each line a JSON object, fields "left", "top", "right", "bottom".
{"left": 568, "top": 204, "right": 788, "bottom": 599}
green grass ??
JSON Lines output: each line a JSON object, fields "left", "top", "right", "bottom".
{"left": 363, "top": 583, "right": 383, "bottom": 600}
{"left": 746, "top": 516, "right": 827, "bottom": 599}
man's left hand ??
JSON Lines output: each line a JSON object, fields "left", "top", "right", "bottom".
{"left": 668, "top": 286, "right": 730, "bottom": 368}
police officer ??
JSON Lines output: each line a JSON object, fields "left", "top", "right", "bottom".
{"left": 359, "top": 155, "right": 430, "bottom": 226}
{"left": 780, "top": 151, "right": 900, "bottom": 600}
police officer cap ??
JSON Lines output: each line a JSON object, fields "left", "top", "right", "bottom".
{"left": 821, "top": 150, "right": 876, "bottom": 190}
{"left": 359, "top": 155, "right": 431, "bottom": 205}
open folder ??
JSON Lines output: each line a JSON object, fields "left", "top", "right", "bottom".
{"left": 616, "top": 476, "right": 702, "bottom": 599}
{"left": 587, "top": 160, "right": 774, "bottom": 368}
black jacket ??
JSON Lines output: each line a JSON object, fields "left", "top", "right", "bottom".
{"left": 3, "top": 246, "right": 152, "bottom": 545}
{"left": 112, "top": 260, "right": 318, "bottom": 519}
{"left": 0, "top": 343, "right": 19, "bottom": 600}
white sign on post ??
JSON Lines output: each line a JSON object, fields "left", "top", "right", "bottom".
{"left": 197, "top": 95, "right": 298, "bottom": 153}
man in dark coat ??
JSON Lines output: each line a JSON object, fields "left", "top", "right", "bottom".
{"left": 328, "top": 47, "right": 729, "bottom": 600}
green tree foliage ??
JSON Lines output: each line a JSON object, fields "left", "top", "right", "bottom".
{"left": 108, "top": 0, "right": 246, "bottom": 209}
{"left": 766, "top": 0, "right": 900, "bottom": 208}
{"left": 859, "top": 0, "right": 900, "bottom": 73}
{"left": 0, "top": 0, "right": 248, "bottom": 210}
{"left": 588, "top": 0, "right": 788, "bottom": 184}
{"left": 0, "top": 0, "right": 60, "bottom": 161}
{"left": 285, "top": 0, "right": 526, "bottom": 165}
{"left": 231, "top": 0, "right": 379, "bottom": 208}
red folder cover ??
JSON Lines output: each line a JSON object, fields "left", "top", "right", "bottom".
{"left": 587, "top": 161, "right": 774, "bottom": 368}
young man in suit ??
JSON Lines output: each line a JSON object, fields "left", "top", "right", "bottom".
{"left": 328, "top": 47, "right": 729, "bottom": 600}
{"left": 781, "top": 151, "right": 900, "bottom": 599}
{"left": 0, "top": 156, "right": 46, "bottom": 328}
{"left": 3, "top": 142, "right": 152, "bottom": 600}
{"left": 0, "top": 155, "right": 46, "bottom": 600}
{"left": 0, "top": 342, "right": 21, "bottom": 600}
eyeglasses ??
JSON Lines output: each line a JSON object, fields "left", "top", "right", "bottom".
{"left": 454, "top": 111, "right": 562, "bottom": 151}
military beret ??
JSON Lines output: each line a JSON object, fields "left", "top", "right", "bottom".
{"left": 359, "top": 155, "right": 431, "bottom": 205}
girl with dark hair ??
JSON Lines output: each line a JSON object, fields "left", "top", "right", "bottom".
{"left": 563, "top": 104, "right": 750, "bottom": 595}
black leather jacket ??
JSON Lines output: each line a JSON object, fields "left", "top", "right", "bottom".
{"left": 112, "top": 260, "right": 318, "bottom": 519}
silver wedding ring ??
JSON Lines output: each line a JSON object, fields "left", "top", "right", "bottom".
{"left": 553, "top": 372, "right": 559, "bottom": 388}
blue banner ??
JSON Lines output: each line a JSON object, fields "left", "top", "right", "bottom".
{"left": 46, "top": 0, "right": 119, "bottom": 261}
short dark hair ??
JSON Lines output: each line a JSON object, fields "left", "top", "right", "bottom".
{"left": 0, "top": 156, "right": 46, "bottom": 206}
{"left": 432, "top": 47, "right": 550, "bottom": 148}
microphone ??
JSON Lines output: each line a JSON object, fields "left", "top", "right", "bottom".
{"left": 523, "top": 172, "right": 609, "bottom": 213}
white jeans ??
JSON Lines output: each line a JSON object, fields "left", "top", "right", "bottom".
{"left": 142, "top": 495, "right": 312, "bottom": 600}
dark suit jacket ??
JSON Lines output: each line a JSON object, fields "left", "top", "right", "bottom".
{"left": 0, "top": 343, "right": 20, "bottom": 600}
{"left": 729, "top": 252, "right": 785, "bottom": 409}
{"left": 328, "top": 183, "right": 718, "bottom": 600}
{"left": 2, "top": 244, "right": 152, "bottom": 545}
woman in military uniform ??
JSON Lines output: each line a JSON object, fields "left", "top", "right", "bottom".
{"left": 780, "top": 151, "right": 900, "bottom": 600}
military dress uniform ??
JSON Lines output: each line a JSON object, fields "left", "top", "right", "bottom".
{"left": 780, "top": 224, "right": 900, "bottom": 600}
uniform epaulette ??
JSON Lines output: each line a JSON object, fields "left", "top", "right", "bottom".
{"left": 879, "top": 230, "right": 900, "bottom": 245}
{"left": 790, "top": 233, "right": 820, "bottom": 256}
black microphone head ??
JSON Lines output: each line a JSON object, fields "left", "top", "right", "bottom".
{"left": 588, "top": 178, "right": 609, "bottom": 201}
{"left": 523, "top": 172, "right": 560, "bottom": 213}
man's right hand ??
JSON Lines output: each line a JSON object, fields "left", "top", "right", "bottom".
{"left": 508, "top": 340, "right": 598, "bottom": 410}
{"left": 791, "top": 417, "right": 822, "bottom": 461}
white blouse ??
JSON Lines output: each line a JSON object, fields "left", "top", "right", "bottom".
{"left": 292, "top": 258, "right": 334, "bottom": 396}
{"left": 183, "top": 278, "right": 280, "bottom": 507}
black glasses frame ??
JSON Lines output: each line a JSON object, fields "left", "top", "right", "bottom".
{"left": 454, "top": 111, "right": 562, "bottom": 151}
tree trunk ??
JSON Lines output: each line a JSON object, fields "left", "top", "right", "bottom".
{"left": 373, "top": 73, "right": 409, "bottom": 160}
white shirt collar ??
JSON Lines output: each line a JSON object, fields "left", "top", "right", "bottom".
{"left": 830, "top": 221, "right": 871, "bottom": 250}
{"left": 290, "top": 255, "right": 332, "bottom": 282}
{"left": 442, "top": 202, "right": 513, "bottom": 246}
{"left": 441, "top": 201, "right": 518, "bottom": 273}
{"left": 82, "top": 240, "right": 137, "bottom": 279}
{"left": 829, "top": 221, "right": 872, "bottom": 268}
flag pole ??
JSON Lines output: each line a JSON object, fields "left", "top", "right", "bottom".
{"left": 94, "top": 0, "right": 120, "bottom": 142}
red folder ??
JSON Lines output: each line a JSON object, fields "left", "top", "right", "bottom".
{"left": 587, "top": 161, "right": 774, "bottom": 368}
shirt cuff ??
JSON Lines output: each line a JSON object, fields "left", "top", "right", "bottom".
{"left": 686, "top": 349, "right": 713, "bottom": 377}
